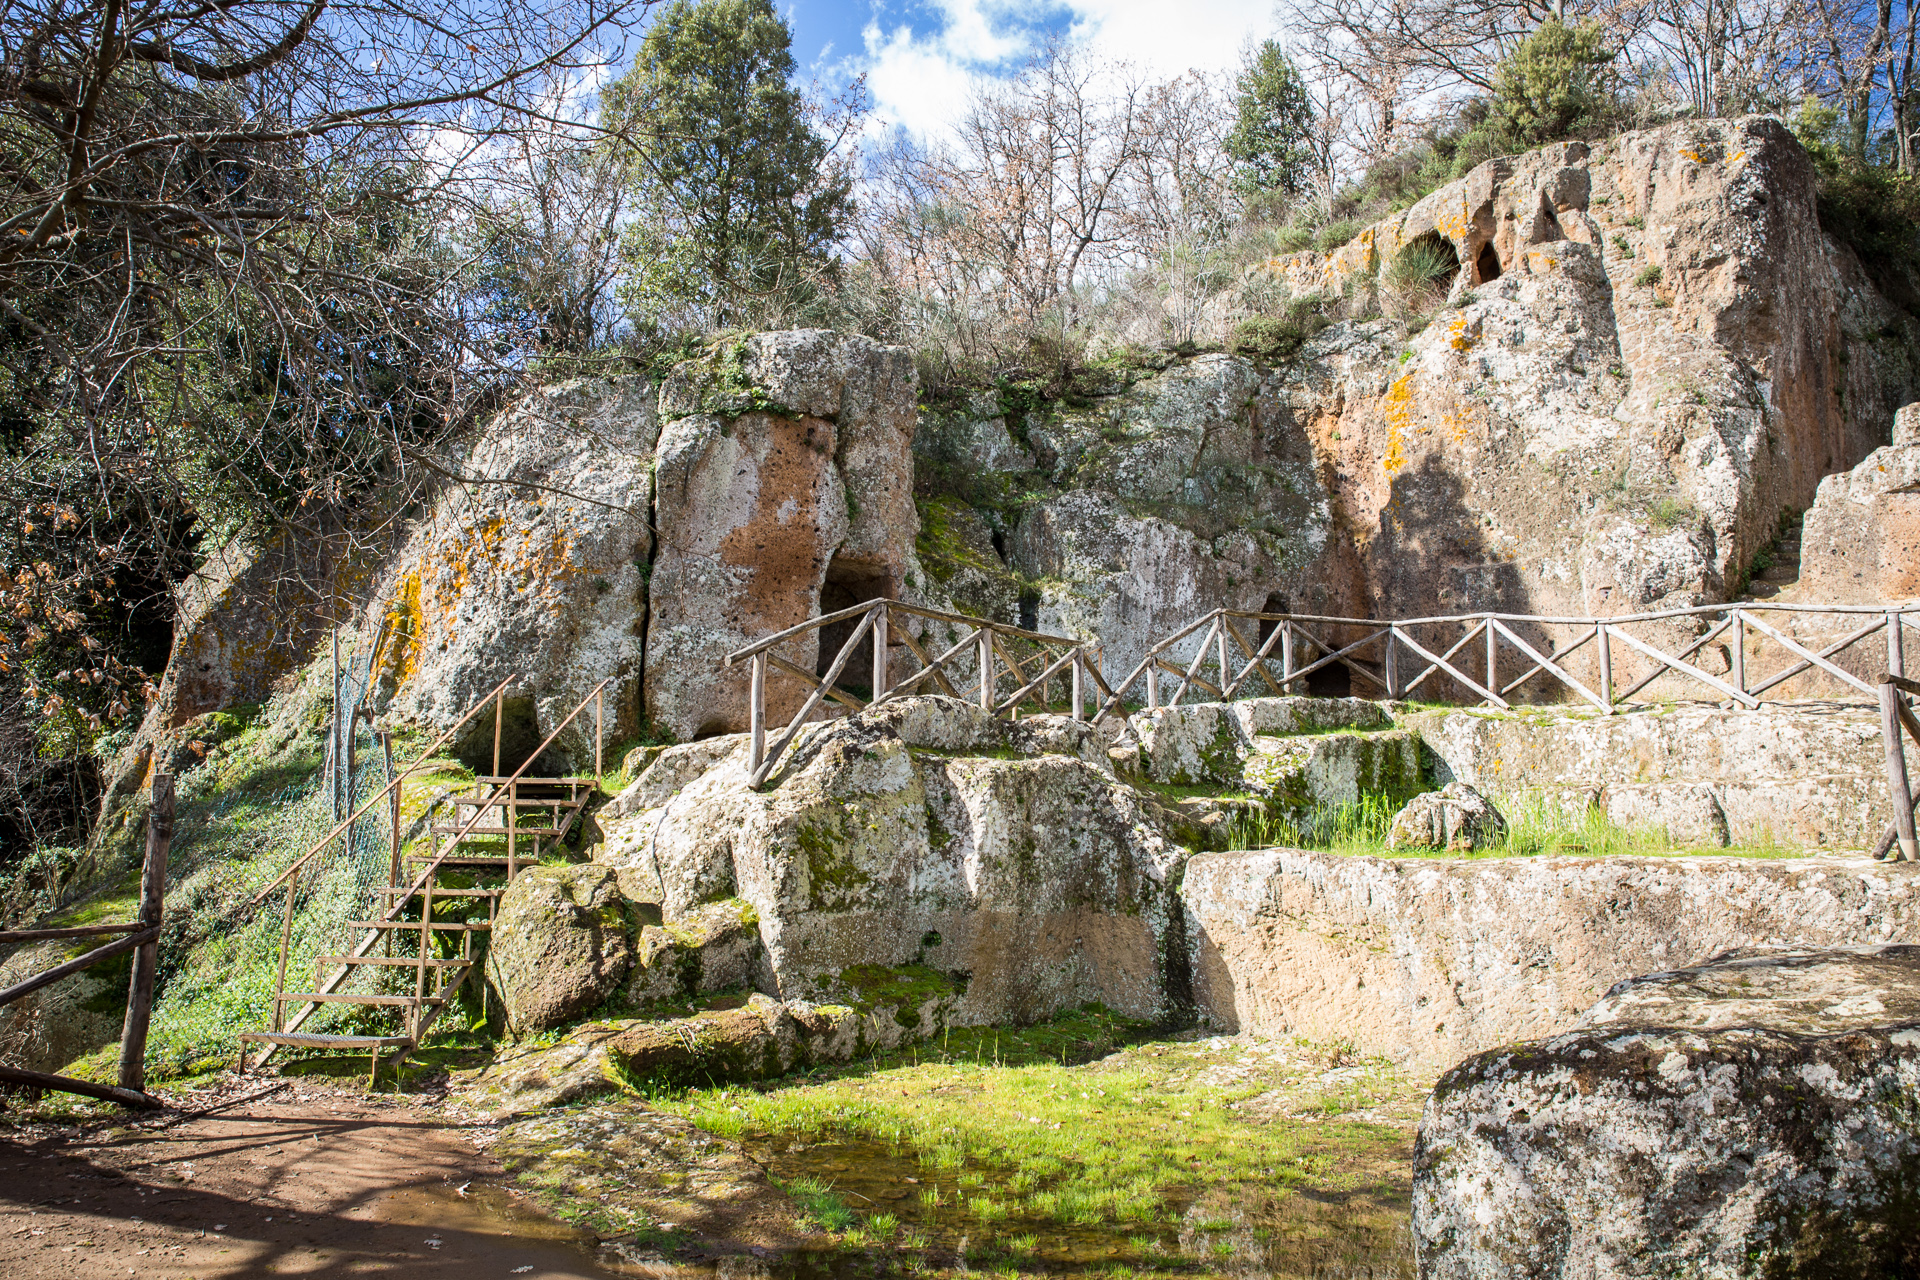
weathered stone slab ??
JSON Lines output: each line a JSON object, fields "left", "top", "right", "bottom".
{"left": 1405, "top": 701, "right": 1892, "bottom": 847}
{"left": 1413, "top": 946, "right": 1920, "bottom": 1279}
{"left": 1181, "top": 847, "right": 1920, "bottom": 1069}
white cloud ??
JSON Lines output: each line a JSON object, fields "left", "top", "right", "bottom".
{"left": 857, "top": 0, "right": 1274, "bottom": 140}
{"left": 1062, "top": 0, "right": 1273, "bottom": 78}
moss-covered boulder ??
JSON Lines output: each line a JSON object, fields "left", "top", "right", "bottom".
{"left": 487, "top": 863, "right": 634, "bottom": 1036}
{"left": 1413, "top": 945, "right": 1920, "bottom": 1278}
{"left": 639, "top": 696, "right": 1187, "bottom": 1027}
{"left": 625, "top": 898, "right": 764, "bottom": 1007}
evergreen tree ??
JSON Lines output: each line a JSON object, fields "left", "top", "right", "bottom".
{"left": 603, "top": 0, "right": 853, "bottom": 327}
{"left": 1225, "top": 40, "right": 1317, "bottom": 200}
{"left": 1490, "top": 20, "right": 1616, "bottom": 149}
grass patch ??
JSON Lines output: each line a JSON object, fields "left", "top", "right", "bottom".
{"left": 661, "top": 1018, "right": 1419, "bottom": 1233}
{"left": 1223, "top": 793, "right": 1804, "bottom": 860}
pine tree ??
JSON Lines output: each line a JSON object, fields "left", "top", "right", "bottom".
{"left": 603, "top": 0, "right": 853, "bottom": 327}
{"left": 1225, "top": 40, "right": 1317, "bottom": 201}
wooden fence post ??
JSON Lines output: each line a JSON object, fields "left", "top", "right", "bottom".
{"left": 1882, "top": 678, "right": 1918, "bottom": 863}
{"left": 873, "top": 606, "right": 889, "bottom": 703}
{"left": 595, "top": 686, "right": 604, "bottom": 783}
{"left": 1071, "top": 651, "right": 1084, "bottom": 722}
{"left": 750, "top": 653, "right": 767, "bottom": 773}
{"left": 1596, "top": 622, "right": 1614, "bottom": 713}
{"left": 978, "top": 633, "right": 993, "bottom": 710}
{"left": 117, "top": 776, "right": 171, "bottom": 1093}
{"left": 1281, "top": 622, "right": 1294, "bottom": 693}
{"left": 1731, "top": 610, "right": 1745, "bottom": 696}
{"left": 379, "top": 731, "right": 400, "bottom": 887}
{"left": 1485, "top": 615, "right": 1497, "bottom": 703}
{"left": 1385, "top": 626, "right": 1400, "bottom": 699}
{"left": 1891, "top": 610, "right": 1906, "bottom": 680}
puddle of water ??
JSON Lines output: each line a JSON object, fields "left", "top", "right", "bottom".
{"left": 374, "top": 1142, "right": 1408, "bottom": 1278}
{"left": 380, "top": 1181, "right": 627, "bottom": 1277}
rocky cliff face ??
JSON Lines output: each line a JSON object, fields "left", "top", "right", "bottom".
{"left": 102, "top": 118, "right": 1920, "bottom": 805}
{"left": 916, "top": 116, "right": 1920, "bottom": 681}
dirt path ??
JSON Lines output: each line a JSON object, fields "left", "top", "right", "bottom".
{"left": 0, "top": 1079, "right": 621, "bottom": 1279}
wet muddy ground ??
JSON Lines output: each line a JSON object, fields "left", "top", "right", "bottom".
{"left": 0, "top": 1029, "right": 1425, "bottom": 1279}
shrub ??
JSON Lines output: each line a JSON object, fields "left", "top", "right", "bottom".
{"left": 1491, "top": 19, "right": 1620, "bottom": 149}
{"left": 1634, "top": 264, "right": 1664, "bottom": 287}
{"left": 1229, "top": 296, "right": 1334, "bottom": 361}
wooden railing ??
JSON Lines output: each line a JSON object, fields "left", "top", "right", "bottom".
{"left": 725, "top": 599, "right": 1103, "bottom": 788}
{"left": 1092, "top": 601, "right": 1919, "bottom": 723}
{"left": 0, "top": 776, "right": 171, "bottom": 1108}
{"left": 1880, "top": 673, "right": 1920, "bottom": 862}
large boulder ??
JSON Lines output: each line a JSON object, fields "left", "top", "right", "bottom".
{"left": 644, "top": 331, "right": 922, "bottom": 741}
{"left": 1413, "top": 945, "right": 1920, "bottom": 1278}
{"left": 1798, "top": 400, "right": 1920, "bottom": 603}
{"left": 374, "top": 377, "right": 658, "bottom": 767}
{"left": 610, "top": 695, "right": 1188, "bottom": 1026}
{"left": 487, "top": 863, "right": 635, "bottom": 1036}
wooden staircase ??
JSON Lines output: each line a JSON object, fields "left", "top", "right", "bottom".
{"left": 239, "top": 678, "right": 611, "bottom": 1084}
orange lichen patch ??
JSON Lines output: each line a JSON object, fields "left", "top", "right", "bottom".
{"left": 1447, "top": 314, "right": 1480, "bottom": 351}
{"left": 386, "top": 509, "right": 588, "bottom": 689}
{"left": 1323, "top": 227, "right": 1379, "bottom": 288}
{"left": 1381, "top": 373, "right": 1416, "bottom": 478}
{"left": 1441, "top": 408, "right": 1479, "bottom": 449}
{"left": 384, "top": 568, "right": 426, "bottom": 687}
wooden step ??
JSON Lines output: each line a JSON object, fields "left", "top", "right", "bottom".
{"left": 454, "top": 796, "right": 582, "bottom": 809}
{"left": 408, "top": 854, "right": 531, "bottom": 868}
{"left": 374, "top": 886, "right": 501, "bottom": 898}
{"left": 238, "top": 1032, "right": 413, "bottom": 1049}
{"left": 277, "top": 992, "right": 446, "bottom": 1007}
{"left": 431, "top": 824, "right": 565, "bottom": 837}
{"left": 473, "top": 776, "right": 597, "bottom": 788}
{"left": 314, "top": 955, "right": 468, "bottom": 968}
{"left": 347, "top": 920, "right": 491, "bottom": 932}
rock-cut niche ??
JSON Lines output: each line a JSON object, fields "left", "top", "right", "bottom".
{"left": 1475, "top": 242, "right": 1503, "bottom": 283}
{"left": 1256, "top": 592, "right": 1350, "bottom": 697}
{"left": 817, "top": 553, "right": 896, "bottom": 698}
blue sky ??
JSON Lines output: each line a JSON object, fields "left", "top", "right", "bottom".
{"left": 777, "top": 0, "right": 1279, "bottom": 138}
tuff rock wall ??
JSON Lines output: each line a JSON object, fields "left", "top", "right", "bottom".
{"left": 100, "top": 117, "right": 1920, "bottom": 812}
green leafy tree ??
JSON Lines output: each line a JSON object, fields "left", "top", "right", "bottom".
{"left": 603, "top": 0, "right": 854, "bottom": 327}
{"left": 1490, "top": 19, "right": 1617, "bottom": 149}
{"left": 1225, "top": 39, "right": 1318, "bottom": 200}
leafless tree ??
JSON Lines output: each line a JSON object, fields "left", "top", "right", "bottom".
{"left": 0, "top": 0, "right": 655, "bottom": 846}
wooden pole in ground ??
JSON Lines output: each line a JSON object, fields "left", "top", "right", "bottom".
{"left": 1281, "top": 623, "right": 1294, "bottom": 693}
{"left": 116, "top": 776, "right": 172, "bottom": 1093}
{"left": 1891, "top": 610, "right": 1906, "bottom": 680}
{"left": 872, "top": 606, "right": 889, "bottom": 704}
{"left": 750, "top": 653, "right": 767, "bottom": 772}
{"left": 1883, "top": 677, "right": 1919, "bottom": 863}
{"left": 978, "top": 633, "right": 993, "bottom": 710}
{"left": 492, "top": 689, "right": 504, "bottom": 779}
{"left": 595, "top": 687, "right": 604, "bottom": 784}
{"left": 1385, "top": 626, "right": 1400, "bottom": 699}
{"left": 1596, "top": 622, "right": 1614, "bottom": 712}
{"left": 1485, "top": 616, "right": 1497, "bottom": 705}
{"left": 1731, "top": 611, "right": 1745, "bottom": 696}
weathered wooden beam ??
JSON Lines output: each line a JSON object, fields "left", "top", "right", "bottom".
{"left": 118, "top": 777, "right": 172, "bottom": 1092}
{"left": 0, "top": 1064, "right": 159, "bottom": 1110}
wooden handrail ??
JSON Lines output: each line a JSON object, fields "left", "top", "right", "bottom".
{"left": 250, "top": 673, "right": 516, "bottom": 906}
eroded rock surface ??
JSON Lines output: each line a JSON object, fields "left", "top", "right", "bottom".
{"left": 1414, "top": 946, "right": 1920, "bottom": 1279}
{"left": 1799, "top": 399, "right": 1920, "bottom": 603}
{"left": 1406, "top": 701, "right": 1891, "bottom": 847}
{"left": 1182, "top": 847, "right": 1920, "bottom": 1068}
{"left": 613, "top": 696, "right": 1187, "bottom": 1026}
